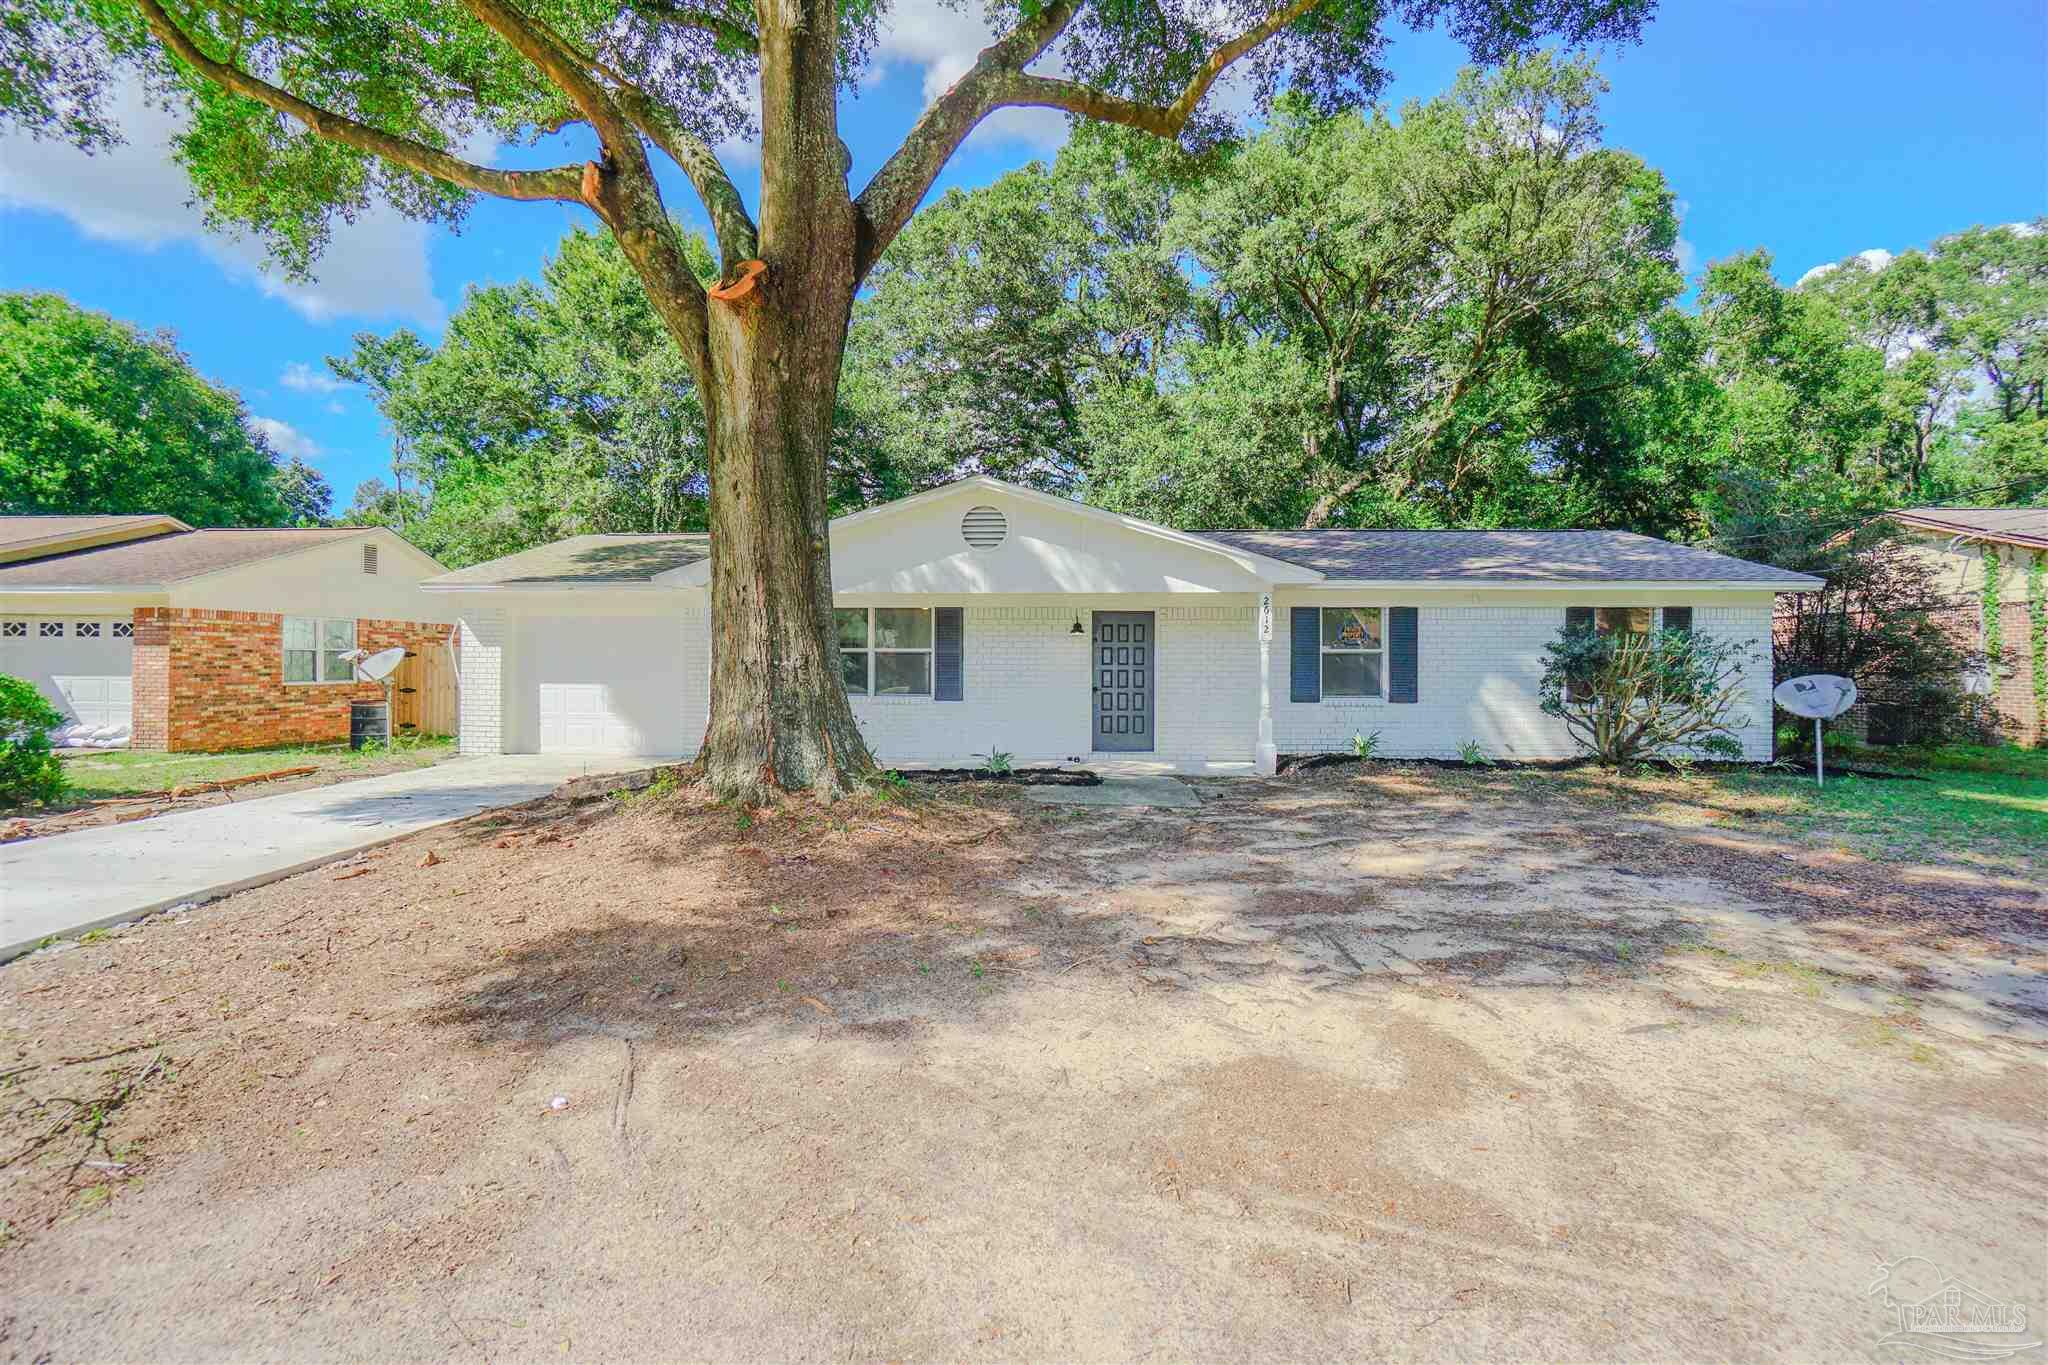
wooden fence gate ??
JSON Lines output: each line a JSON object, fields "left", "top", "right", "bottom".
{"left": 391, "top": 639, "right": 458, "bottom": 737}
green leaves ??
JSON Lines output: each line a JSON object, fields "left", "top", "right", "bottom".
{"left": 0, "top": 292, "right": 289, "bottom": 526}
{"left": 328, "top": 227, "right": 714, "bottom": 566}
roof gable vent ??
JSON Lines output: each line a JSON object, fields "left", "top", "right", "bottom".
{"left": 961, "top": 505, "right": 1007, "bottom": 551}
{"left": 361, "top": 542, "right": 379, "bottom": 576}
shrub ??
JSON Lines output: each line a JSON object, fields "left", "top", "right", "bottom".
{"left": 1350, "top": 730, "right": 1383, "bottom": 760}
{"left": 1538, "top": 626, "right": 1752, "bottom": 767}
{"left": 1457, "top": 739, "right": 1492, "bottom": 766}
{"left": 0, "top": 674, "right": 67, "bottom": 807}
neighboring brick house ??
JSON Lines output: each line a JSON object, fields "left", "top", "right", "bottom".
{"left": 0, "top": 516, "right": 457, "bottom": 751}
{"left": 424, "top": 475, "right": 1818, "bottom": 770}
{"left": 1885, "top": 507, "right": 2047, "bottom": 747}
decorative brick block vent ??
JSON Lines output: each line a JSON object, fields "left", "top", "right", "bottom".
{"left": 130, "top": 608, "right": 454, "bottom": 752}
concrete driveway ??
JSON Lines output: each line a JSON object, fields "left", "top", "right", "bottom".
{"left": 0, "top": 754, "right": 666, "bottom": 960}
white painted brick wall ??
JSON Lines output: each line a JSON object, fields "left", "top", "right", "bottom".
{"left": 456, "top": 610, "right": 507, "bottom": 755}
{"left": 845, "top": 595, "right": 1260, "bottom": 765}
{"left": 482, "top": 593, "right": 1776, "bottom": 765}
{"left": 1269, "top": 598, "right": 1775, "bottom": 761}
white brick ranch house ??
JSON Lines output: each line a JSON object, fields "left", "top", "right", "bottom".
{"left": 423, "top": 476, "right": 1822, "bottom": 771}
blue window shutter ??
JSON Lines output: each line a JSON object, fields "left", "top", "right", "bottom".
{"left": 1389, "top": 607, "right": 1418, "bottom": 703}
{"left": 934, "top": 607, "right": 963, "bottom": 701}
{"left": 1661, "top": 606, "right": 1692, "bottom": 635}
{"left": 1566, "top": 606, "right": 1595, "bottom": 633}
{"left": 1290, "top": 608, "right": 1320, "bottom": 702}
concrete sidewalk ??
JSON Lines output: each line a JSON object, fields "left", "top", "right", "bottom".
{"left": 1, "top": 754, "right": 666, "bottom": 961}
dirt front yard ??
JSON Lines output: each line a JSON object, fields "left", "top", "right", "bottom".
{"left": 2, "top": 765, "right": 2043, "bottom": 1360}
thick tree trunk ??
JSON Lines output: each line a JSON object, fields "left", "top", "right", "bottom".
{"left": 694, "top": 284, "right": 875, "bottom": 803}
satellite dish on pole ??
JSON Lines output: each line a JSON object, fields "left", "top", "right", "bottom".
{"left": 1773, "top": 674, "right": 1859, "bottom": 788}
{"left": 354, "top": 647, "right": 407, "bottom": 683}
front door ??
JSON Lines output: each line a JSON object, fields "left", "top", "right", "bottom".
{"left": 1092, "top": 611, "right": 1155, "bottom": 752}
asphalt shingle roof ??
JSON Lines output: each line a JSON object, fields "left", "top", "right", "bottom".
{"left": 0, "top": 515, "right": 182, "bottom": 551}
{"left": 425, "top": 533, "right": 711, "bottom": 586}
{"left": 0, "top": 527, "right": 372, "bottom": 587}
{"left": 1890, "top": 506, "right": 2047, "bottom": 550}
{"left": 1198, "top": 528, "right": 1820, "bottom": 584}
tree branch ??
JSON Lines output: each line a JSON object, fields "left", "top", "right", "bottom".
{"left": 611, "top": 86, "right": 759, "bottom": 271}
{"left": 132, "top": 0, "right": 584, "bottom": 203}
{"left": 637, "top": 0, "right": 761, "bottom": 54}
{"left": 850, "top": 0, "right": 1077, "bottom": 280}
{"left": 855, "top": 0, "right": 1322, "bottom": 281}
{"left": 458, "top": 0, "right": 642, "bottom": 158}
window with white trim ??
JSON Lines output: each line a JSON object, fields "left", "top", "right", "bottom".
{"left": 112, "top": 621, "right": 133, "bottom": 638}
{"left": 2, "top": 620, "right": 23, "bottom": 638}
{"left": 835, "top": 607, "right": 932, "bottom": 696}
{"left": 38, "top": 621, "right": 63, "bottom": 638}
{"left": 75, "top": 620, "right": 100, "bottom": 638}
{"left": 283, "top": 616, "right": 358, "bottom": 683}
{"left": 1320, "top": 607, "right": 1384, "bottom": 698}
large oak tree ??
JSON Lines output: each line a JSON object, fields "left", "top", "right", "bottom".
{"left": 8, "top": 0, "right": 1651, "bottom": 799}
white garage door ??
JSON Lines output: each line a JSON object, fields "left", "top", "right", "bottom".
{"left": 529, "top": 615, "right": 690, "bottom": 755}
{"left": 0, "top": 617, "right": 134, "bottom": 728}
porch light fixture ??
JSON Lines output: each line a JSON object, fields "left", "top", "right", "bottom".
{"left": 1069, "top": 616, "right": 1085, "bottom": 635}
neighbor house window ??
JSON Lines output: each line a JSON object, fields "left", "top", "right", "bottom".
{"left": 1595, "top": 607, "right": 1652, "bottom": 636}
{"left": 283, "top": 616, "right": 358, "bottom": 683}
{"left": 835, "top": 607, "right": 932, "bottom": 696}
{"left": 1320, "top": 607, "right": 1384, "bottom": 698}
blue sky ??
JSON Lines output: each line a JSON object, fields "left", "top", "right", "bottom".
{"left": 2, "top": 0, "right": 2041, "bottom": 509}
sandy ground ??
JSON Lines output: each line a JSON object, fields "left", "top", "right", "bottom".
{"left": 1, "top": 765, "right": 2043, "bottom": 1361}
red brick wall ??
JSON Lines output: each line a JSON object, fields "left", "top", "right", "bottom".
{"left": 130, "top": 608, "right": 454, "bottom": 753}
{"left": 1771, "top": 593, "right": 2044, "bottom": 748}
{"left": 131, "top": 612, "right": 172, "bottom": 750}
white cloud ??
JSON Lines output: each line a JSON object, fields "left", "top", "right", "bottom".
{"left": 0, "top": 79, "right": 446, "bottom": 325}
{"left": 249, "top": 416, "right": 321, "bottom": 460}
{"left": 325, "top": 399, "right": 347, "bottom": 415}
{"left": 281, "top": 361, "right": 346, "bottom": 393}
{"left": 872, "top": 0, "right": 1071, "bottom": 154}
{"left": 1796, "top": 247, "right": 1894, "bottom": 288}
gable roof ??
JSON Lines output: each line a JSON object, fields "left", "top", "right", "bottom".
{"left": 0, "top": 526, "right": 389, "bottom": 589}
{"left": 425, "top": 533, "right": 711, "bottom": 588}
{"left": 1198, "top": 528, "right": 1821, "bottom": 586}
{"left": 1887, "top": 506, "right": 2047, "bottom": 551}
{"left": 0, "top": 515, "right": 191, "bottom": 565}
{"left": 421, "top": 478, "right": 1823, "bottom": 592}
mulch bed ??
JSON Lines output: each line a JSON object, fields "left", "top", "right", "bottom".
{"left": 899, "top": 767, "right": 1101, "bottom": 786}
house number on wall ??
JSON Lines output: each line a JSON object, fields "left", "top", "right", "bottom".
{"left": 1258, "top": 593, "right": 1273, "bottom": 643}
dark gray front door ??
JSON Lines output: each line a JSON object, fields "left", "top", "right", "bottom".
{"left": 1092, "top": 611, "right": 1155, "bottom": 752}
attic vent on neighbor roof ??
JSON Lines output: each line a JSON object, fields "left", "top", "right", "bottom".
{"left": 961, "top": 505, "right": 1007, "bottom": 550}
{"left": 361, "top": 543, "right": 379, "bottom": 576}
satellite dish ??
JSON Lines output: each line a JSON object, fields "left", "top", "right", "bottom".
{"left": 1773, "top": 674, "right": 1858, "bottom": 719}
{"left": 354, "top": 647, "right": 408, "bottom": 683}
{"left": 1773, "top": 674, "right": 1858, "bottom": 788}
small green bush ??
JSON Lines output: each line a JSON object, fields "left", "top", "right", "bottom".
{"left": 0, "top": 674, "right": 67, "bottom": 807}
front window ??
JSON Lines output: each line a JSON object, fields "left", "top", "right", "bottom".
{"left": 284, "top": 616, "right": 358, "bottom": 683}
{"left": 836, "top": 607, "right": 932, "bottom": 696}
{"left": 1595, "top": 607, "right": 1652, "bottom": 636}
{"left": 1320, "top": 607, "right": 1384, "bottom": 698}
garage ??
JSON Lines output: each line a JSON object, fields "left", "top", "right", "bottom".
{"left": 0, "top": 616, "right": 134, "bottom": 729}
{"left": 527, "top": 614, "right": 691, "bottom": 755}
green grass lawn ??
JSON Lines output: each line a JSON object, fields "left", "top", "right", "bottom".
{"left": 1702, "top": 760, "right": 2047, "bottom": 870}
{"left": 56, "top": 736, "right": 455, "bottom": 801}
{"left": 1483, "top": 742, "right": 2047, "bottom": 874}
